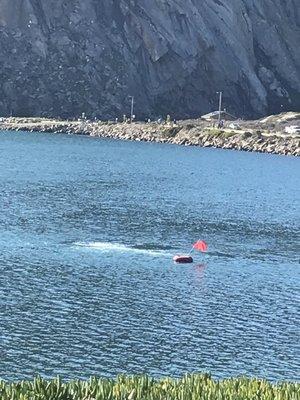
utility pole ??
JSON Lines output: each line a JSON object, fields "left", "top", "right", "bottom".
{"left": 129, "top": 96, "right": 134, "bottom": 123}
{"left": 217, "top": 91, "right": 223, "bottom": 127}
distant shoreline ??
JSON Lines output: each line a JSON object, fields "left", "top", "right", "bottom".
{"left": 1, "top": 113, "right": 299, "bottom": 156}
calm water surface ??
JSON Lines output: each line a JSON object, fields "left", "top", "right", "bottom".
{"left": 0, "top": 130, "right": 299, "bottom": 381}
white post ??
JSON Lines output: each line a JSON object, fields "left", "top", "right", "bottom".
{"left": 217, "top": 91, "right": 223, "bottom": 127}
{"left": 130, "top": 96, "right": 134, "bottom": 123}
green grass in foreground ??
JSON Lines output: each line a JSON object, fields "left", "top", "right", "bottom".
{"left": 0, "top": 375, "right": 298, "bottom": 400}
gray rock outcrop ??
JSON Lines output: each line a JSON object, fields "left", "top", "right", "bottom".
{"left": 0, "top": 0, "right": 299, "bottom": 119}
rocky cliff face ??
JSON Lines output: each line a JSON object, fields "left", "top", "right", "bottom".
{"left": 0, "top": 0, "right": 299, "bottom": 119}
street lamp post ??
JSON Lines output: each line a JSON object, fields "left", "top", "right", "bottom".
{"left": 217, "top": 91, "right": 223, "bottom": 127}
{"left": 129, "top": 96, "right": 134, "bottom": 123}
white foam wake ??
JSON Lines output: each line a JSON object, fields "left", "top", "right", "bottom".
{"left": 74, "top": 241, "right": 171, "bottom": 257}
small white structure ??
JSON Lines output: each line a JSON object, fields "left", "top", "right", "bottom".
{"left": 228, "top": 122, "right": 241, "bottom": 130}
{"left": 284, "top": 125, "right": 300, "bottom": 134}
{"left": 201, "top": 111, "right": 236, "bottom": 122}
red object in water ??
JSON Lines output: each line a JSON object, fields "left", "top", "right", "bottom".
{"left": 173, "top": 255, "right": 194, "bottom": 264}
{"left": 193, "top": 240, "right": 208, "bottom": 252}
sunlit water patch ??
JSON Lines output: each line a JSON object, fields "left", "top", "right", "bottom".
{"left": 74, "top": 241, "right": 173, "bottom": 257}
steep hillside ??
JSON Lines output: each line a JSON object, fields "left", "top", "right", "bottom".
{"left": 0, "top": 0, "right": 299, "bottom": 119}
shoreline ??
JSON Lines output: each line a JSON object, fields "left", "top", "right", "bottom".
{"left": 1, "top": 114, "right": 299, "bottom": 156}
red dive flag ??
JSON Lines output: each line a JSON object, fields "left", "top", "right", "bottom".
{"left": 193, "top": 240, "right": 208, "bottom": 252}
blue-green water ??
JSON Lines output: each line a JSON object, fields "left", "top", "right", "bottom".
{"left": 0, "top": 130, "right": 299, "bottom": 381}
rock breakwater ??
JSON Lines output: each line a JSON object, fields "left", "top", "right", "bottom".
{"left": 1, "top": 113, "right": 299, "bottom": 156}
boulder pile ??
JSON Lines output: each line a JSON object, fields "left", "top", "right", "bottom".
{"left": 1, "top": 117, "right": 299, "bottom": 156}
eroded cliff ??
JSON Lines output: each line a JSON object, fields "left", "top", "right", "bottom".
{"left": 0, "top": 0, "right": 299, "bottom": 119}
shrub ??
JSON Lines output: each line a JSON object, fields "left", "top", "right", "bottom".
{"left": 0, "top": 375, "right": 297, "bottom": 400}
